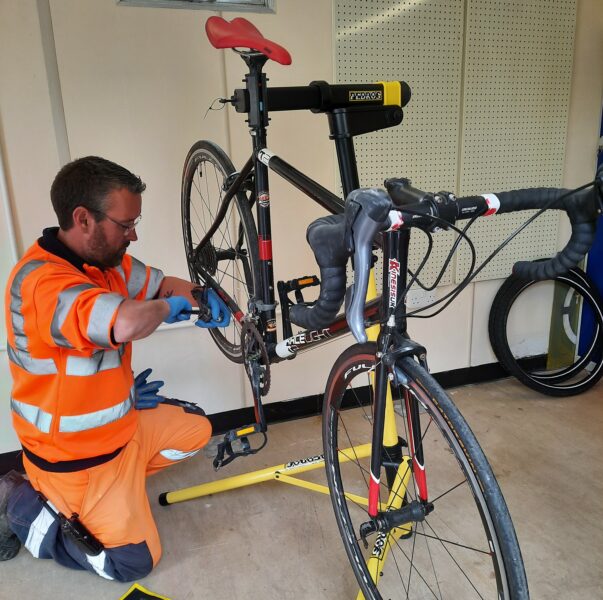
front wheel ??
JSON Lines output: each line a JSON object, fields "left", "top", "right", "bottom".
{"left": 323, "top": 343, "right": 528, "bottom": 599}
{"left": 181, "top": 140, "right": 260, "bottom": 363}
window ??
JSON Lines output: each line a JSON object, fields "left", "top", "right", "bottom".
{"left": 117, "top": 0, "right": 274, "bottom": 12}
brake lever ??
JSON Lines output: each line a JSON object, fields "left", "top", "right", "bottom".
{"left": 344, "top": 189, "right": 392, "bottom": 343}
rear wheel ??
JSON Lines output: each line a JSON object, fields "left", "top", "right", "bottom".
{"left": 181, "top": 140, "right": 260, "bottom": 363}
{"left": 323, "top": 343, "right": 528, "bottom": 599}
{"left": 489, "top": 267, "right": 603, "bottom": 396}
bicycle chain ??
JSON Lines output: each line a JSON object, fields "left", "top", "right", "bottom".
{"left": 241, "top": 319, "right": 271, "bottom": 396}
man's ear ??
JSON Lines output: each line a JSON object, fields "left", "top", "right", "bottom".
{"left": 72, "top": 206, "right": 92, "bottom": 232}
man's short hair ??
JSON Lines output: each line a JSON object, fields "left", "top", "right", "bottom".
{"left": 50, "top": 156, "right": 146, "bottom": 229}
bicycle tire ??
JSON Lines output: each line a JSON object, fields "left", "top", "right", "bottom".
{"left": 181, "top": 140, "right": 260, "bottom": 363}
{"left": 323, "top": 343, "right": 528, "bottom": 600}
{"left": 489, "top": 267, "right": 603, "bottom": 397}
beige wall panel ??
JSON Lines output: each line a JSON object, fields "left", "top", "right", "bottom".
{"left": 131, "top": 322, "right": 245, "bottom": 414}
{"left": 470, "top": 0, "right": 603, "bottom": 368}
{"left": 46, "top": 0, "right": 249, "bottom": 417}
{"left": 470, "top": 278, "right": 501, "bottom": 367}
{"left": 335, "top": 0, "right": 465, "bottom": 287}
{"left": 1, "top": 0, "right": 602, "bottom": 453}
{"left": 406, "top": 284, "right": 474, "bottom": 373}
{"left": 49, "top": 0, "right": 230, "bottom": 279}
{"left": 457, "top": 0, "right": 577, "bottom": 281}
{"left": 0, "top": 1, "right": 62, "bottom": 453}
{"left": 0, "top": 1, "right": 61, "bottom": 252}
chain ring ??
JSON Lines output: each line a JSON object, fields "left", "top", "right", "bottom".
{"left": 241, "top": 320, "right": 271, "bottom": 396}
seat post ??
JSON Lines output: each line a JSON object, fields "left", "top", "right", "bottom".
{"left": 242, "top": 52, "right": 270, "bottom": 131}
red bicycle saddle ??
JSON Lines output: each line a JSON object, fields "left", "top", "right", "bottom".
{"left": 205, "top": 16, "right": 292, "bottom": 65}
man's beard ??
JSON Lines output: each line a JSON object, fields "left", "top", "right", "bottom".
{"left": 86, "top": 228, "right": 129, "bottom": 269}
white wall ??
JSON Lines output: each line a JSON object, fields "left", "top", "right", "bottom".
{"left": 1, "top": 0, "right": 602, "bottom": 453}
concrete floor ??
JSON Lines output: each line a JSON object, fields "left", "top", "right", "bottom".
{"left": 1, "top": 376, "right": 602, "bottom": 599}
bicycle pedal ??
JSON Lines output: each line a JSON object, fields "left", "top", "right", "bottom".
{"left": 212, "top": 424, "right": 268, "bottom": 470}
{"left": 278, "top": 275, "right": 320, "bottom": 305}
{"left": 280, "top": 275, "right": 320, "bottom": 294}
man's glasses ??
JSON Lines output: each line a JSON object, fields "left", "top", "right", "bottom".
{"left": 89, "top": 209, "right": 142, "bottom": 235}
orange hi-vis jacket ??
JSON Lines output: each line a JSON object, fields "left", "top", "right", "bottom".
{"left": 4, "top": 228, "right": 164, "bottom": 464}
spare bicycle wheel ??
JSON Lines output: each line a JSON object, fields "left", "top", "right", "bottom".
{"left": 489, "top": 267, "right": 603, "bottom": 396}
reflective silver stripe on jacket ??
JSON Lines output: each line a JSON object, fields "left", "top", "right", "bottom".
{"left": 65, "top": 345, "right": 125, "bottom": 376}
{"left": 87, "top": 293, "right": 124, "bottom": 348}
{"left": 146, "top": 267, "right": 164, "bottom": 299}
{"left": 11, "top": 398, "right": 53, "bottom": 434}
{"left": 50, "top": 284, "right": 95, "bottom": 348}
{"left": 58, "top": 387, "right": 134, "bottom": 433}
{"left": 9, "top": 260, "right": 45, "bottom": 352}
{"left": 127, "top": 257, "right": 148, "bottom": 298}
{"left": 6, "top": 344, "right": 58, "bottom": 375}
{"left": 8, "top": 260, "right": 59, "bottom": 374}
{"left": 115, "top": 264, "right": 126, "bottom": 282}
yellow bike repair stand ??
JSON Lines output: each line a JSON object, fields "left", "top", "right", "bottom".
{"left": 159, "top": 271, "right": 413, "bottom": 598}
{"left": 158, "top": 271, "right": 379, "bottom": 506}
{"left": 159, "top": 272, "right": 410, "bottom": 561}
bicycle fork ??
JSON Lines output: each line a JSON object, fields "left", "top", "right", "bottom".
{"left": 359, "top": 361, "right": 433, "bottom": 596}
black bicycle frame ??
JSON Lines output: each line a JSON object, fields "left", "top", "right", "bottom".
{"left": 197, "top": 52, "right": 415, "bottom": 364}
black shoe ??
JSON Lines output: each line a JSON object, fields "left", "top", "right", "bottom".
{"left": 0, "top": 470, "right": 24, "bottom": 561}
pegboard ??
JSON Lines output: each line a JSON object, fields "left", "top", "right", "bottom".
{"left": 334, "top": 0, "right": 577, "bottom": 287}
{"left": 456, "top": 0, "right": 577, "bottom": 281}
{"left": 335, "top": 0, "right": 465, "bottom": 288}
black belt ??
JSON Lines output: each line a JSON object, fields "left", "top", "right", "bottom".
{"left": 22, "top": 445, "right": 124, "bottom": 473}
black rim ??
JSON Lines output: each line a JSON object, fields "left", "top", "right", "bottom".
{"left": 502, "top": 277, "right": 603, "bottom": 391}
{"left": 182, "top": 144, "right": 258, "bottom": 361}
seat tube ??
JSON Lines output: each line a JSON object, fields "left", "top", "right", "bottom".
{"left": 254, "top": 149, "right": 277, "bottom": 343}
{"left": 245, "top": 54, "right": 278, "bottom": 344}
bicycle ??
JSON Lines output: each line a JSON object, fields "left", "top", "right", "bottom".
{"left": 160, "top": 16, "right": 603, "bottom": 599}
{"left": 489, "top": 262, "right": 603, "bottom": 396}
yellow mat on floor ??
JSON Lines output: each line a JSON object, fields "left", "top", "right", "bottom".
{"left": 119, "top": 583, "right": 172, "bottom": 600}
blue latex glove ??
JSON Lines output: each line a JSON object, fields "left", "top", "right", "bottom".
{"left": 195, "top": 289, "right": 231, "bottom": 328}
{"left": 134, "top": 368, "right": 165, "bottom": 410}
{"left": 163, "top": 296, "right": 192, "bottom": 324}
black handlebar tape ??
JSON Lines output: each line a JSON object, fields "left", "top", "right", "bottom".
{"left": 495, "top": 187, "right": 600, "bottom": 280}
{"left": 289, "top": 214, "right": 350, "bottom": 330}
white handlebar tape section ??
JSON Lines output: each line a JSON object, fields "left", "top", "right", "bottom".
{"left": 481, "top": 193, "right": 500, "bottom": 216}
{"left": 387, "top": 210, "right": 405, "bottom": 231}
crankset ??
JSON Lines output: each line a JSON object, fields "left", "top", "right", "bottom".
{"left": 241, "top": 319, "right": 271, "bottom": 397}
